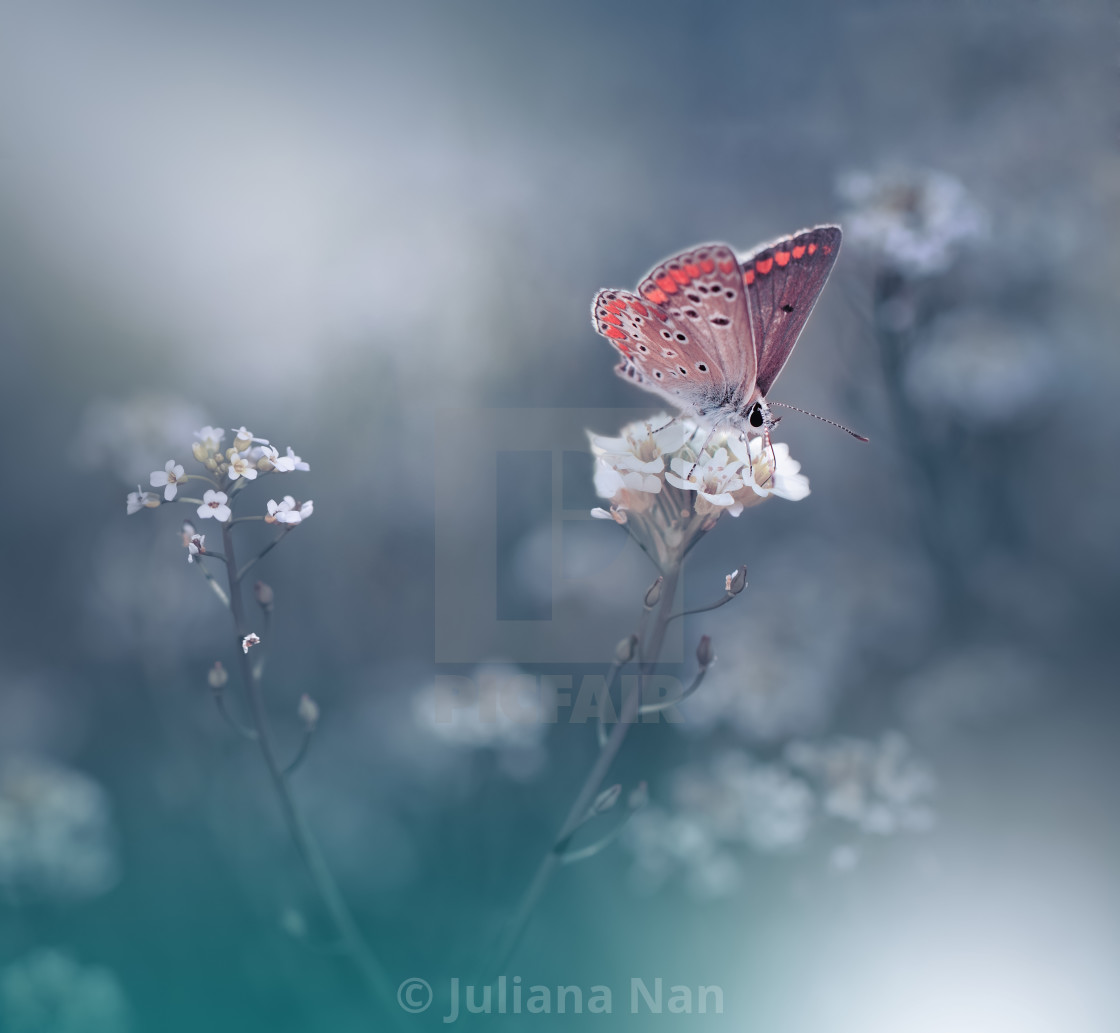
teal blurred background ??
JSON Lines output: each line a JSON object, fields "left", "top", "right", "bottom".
{"left": 1, "top": 1, "right": 1118, "bottom": 1030}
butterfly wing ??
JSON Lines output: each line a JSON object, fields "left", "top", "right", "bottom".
{"left": 738, "top": 225, "right": 841, "bottom": 397}
{"left": 592, "top": 243, "right": 754, "bottom": 419}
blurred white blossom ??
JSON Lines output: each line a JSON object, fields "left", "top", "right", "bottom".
{"left": 125, "top": 487, "right": 160, "bottom": 515}
{"left": 785, "top": 732, "right": 936, "bottom": 835}
{"left": 0, "top": 756, "right": 120, "bottom": 902}
{"left": 838, "top": 167, "right": 989, "bottom": 277}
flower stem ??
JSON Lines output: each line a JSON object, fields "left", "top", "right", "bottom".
{"left": 487, "top": 562, "right": 682, "bottom": 976}
{"left": 219, "top": 521, "right": 398, "bottom": 1020}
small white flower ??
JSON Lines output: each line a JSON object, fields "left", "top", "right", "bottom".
{"left": 272, "top": 446, "right": 309, "bottom": 473}
{"left": 126, "top": 485, "right": 160, "bottom": 514}
{"left": 665, "top": 447, "right": 746, "bottom": 508}
{"left": 197, "top": 489, "right": 231, "bottom": 523}
{"left": 180, "top": 520, "right": 196, "bottom": 546}
{"left": 187, "top": 534, "right": 205, "bottom": 563}
{"left": 252, "top": 444, "right": 281, "bottom": 470}
{"left": 194, "top": 426, "right": 225, "bottom": 451}
{"left": 241, "top": 633, "right": 261, "bottom": 654}
{"left": 231, "top": 426, "right": 269, "bottom": 448}
{"left": 727, "top": 435, "right": 811, "bottom": 503}
{"left": 227, "top": 452, "right": 258, "bottom": 481}
{"left": 149, "top": 459, "right": 185, "bottom": 501}
{"left": 266, "top": 496, "right": 313, "bottom": 525}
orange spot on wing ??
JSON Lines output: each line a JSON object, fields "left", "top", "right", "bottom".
{"left": 642, "top": 286, "right": 668, "bottom": 305}
{"left": 743, "top": 269, "right": 755, "bottom": 286}
{"left": 670, "top": 267, "right": 691, "bottom": 285}
{"left": 629, "top": 301, "right": 649, "bottom": 317}
{"left": 700, "top": 258, "right": 715, "bottom": 273}
{"left": 756, "top": 257, "right": 773, "bottom": 275}
{"left": 807, "top": 243, "right": 817, "bottom": 255}
{"left": 603, "top": 326, "right": 627, "bottom": 340}
{"left": 655, "top": 275, "right": 679, "bottom": 294}
{"left": 718, "top": 259, "right": 735, "bottom": 274}
{"left": 822, "top": 244, "right": 832, "bottom": 254}
{"left": 684, "top": 262, "right": 700, "bottom": 278}
{"left": 775, "top": 250, "right": 791, "bottom": 267}
{"left": 605, "top": 299, "right": 626, "bottom": 312}
{"left": 792, "top": 245, "right": 806, "bottom": 260}
{"left": 602, "top": 313, "right": 622, "bottom": 326}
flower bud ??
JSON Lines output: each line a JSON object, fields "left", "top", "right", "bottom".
{"left": 614, "top": 634, "right": 638, "bottom": 664}
{"left": 254, "top": 580, "right": 274, "bottom": 611}
{"left": 297, "top": 694, "right": 320, "bottom": 730}
{"left": 725, "top": 565, "right": 747, "bottom": 596}
{"left": 644, "top": 576, "right": 664, "bottom": 609}
{"left": 192, "top": 441, "right": 208, "bottom": 462}
{"left": 591, "top": 783, "right": 621, "bottom": 815}
{"left": 208, "top": 661, "right": 228, "bottom": 689}
{"left": 241, "top": 633, "right": 261, "bottom": 654}
{"left": 696, "top": 635, "right": 712, "bottom": 668}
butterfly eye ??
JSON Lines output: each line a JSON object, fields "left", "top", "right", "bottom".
{"left": 749, "top": 405, "right": 764, "bottom": 428}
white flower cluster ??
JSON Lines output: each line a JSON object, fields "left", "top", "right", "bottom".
{"left": 588, "top": 416, "right": 809, "bottom": 569}
{"left": 623, "top": 752, "right": 815, "bottom": 898}
{"left": 622, "top": 733, "right": 936, "bottom": 897}
{"left": 837, "top": 167, "right": 989, "bottom": 277}
{"left": 0, "top": 756, "right": 120, "bottom": 902}
{"left": 125, "top": 425, "right": 313, "bottom": 541}
{"left": 785, "top": 732, "right": 937, "bottom": 836}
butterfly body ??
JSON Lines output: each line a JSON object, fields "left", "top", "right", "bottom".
{"left": 592, "top": 226, "right": 842, "bottom": 440}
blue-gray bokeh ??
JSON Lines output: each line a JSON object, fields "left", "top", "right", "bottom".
{"left": 1, "top": 2, "right": 1117, "bottom": 1030}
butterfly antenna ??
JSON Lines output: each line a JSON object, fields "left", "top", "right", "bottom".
{"left": 769, "top": 402, "right": 869, "bottom": 442}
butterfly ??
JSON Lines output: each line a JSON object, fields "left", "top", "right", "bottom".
{"left": 591, "top": 225, "right": 865, "bottom": 445}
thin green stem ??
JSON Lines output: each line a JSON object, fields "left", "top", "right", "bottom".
{"left": 236, "top": 529, "right": 292, "bottom": 583}
{"left": 219, "top": 521, "right": 398, "bottom": 1020}
{"left": 488, "top": 563, "right": 682, "bottom": 977}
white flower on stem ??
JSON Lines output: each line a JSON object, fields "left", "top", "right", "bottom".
{"left": 252, "top": 445, "right": 281, "bottom": 471}
{"left": 187, "top": 534, "right": 205, "bottom": 563}
{"left": 242, "top": 633, "right": 260, "bottom": 654}
{"left": 266, "top": 496, "right": 313, "bottom": 525}
{"left": 665, "top": 447, "right": 747, "bottom": 510}
{"left": 272, "top": 446, "right": 309, "bottom": 473}
{"left": 231, "top": 426, "right": 269, "bottom": 450}
{"left": 726, "top": 435, "right": 811, "bottom": 505}
{"left": 197, "top": 490, "right": 231, "bottom": 523}
{"left": 126, "top": 485, "right": 161, "bottom": 514}
{"left": 149, "top": 459, "right": 185, "bottom": 501}
{"left": 227, "top": 451, "right": 258, "bottom": 481}
{"left": 589, "top": 417, "right": 688, "bottom": 472}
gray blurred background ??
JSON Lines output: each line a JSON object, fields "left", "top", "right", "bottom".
{"left": 1, "top": 1, "right": 1118, "bottom": 1030}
